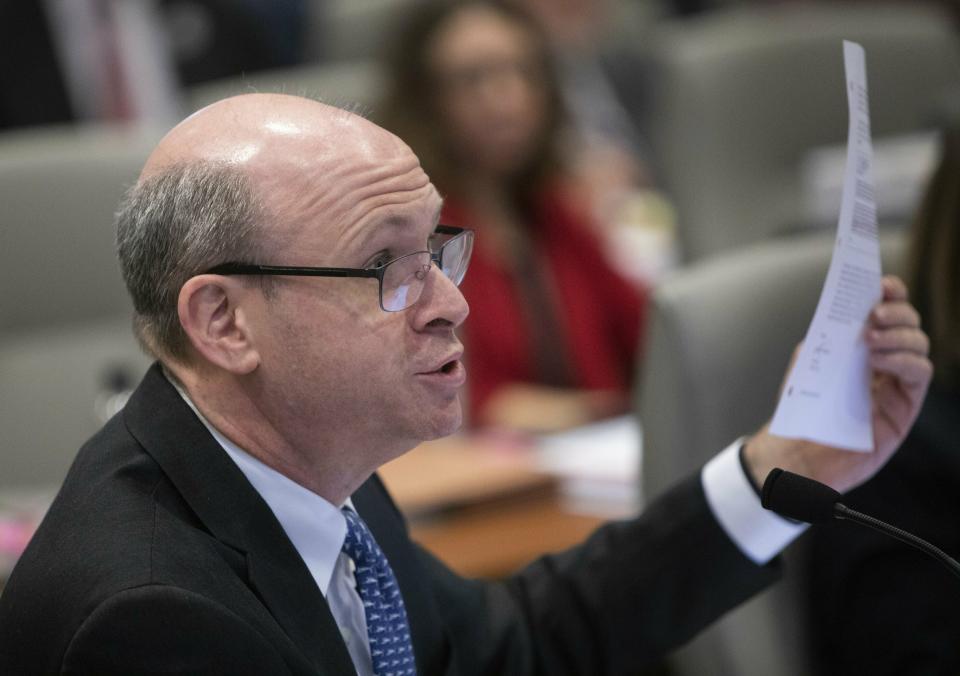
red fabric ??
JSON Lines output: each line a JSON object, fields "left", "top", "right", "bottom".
{"left": 442, "top": 187, "right": 648, "bottom": 425}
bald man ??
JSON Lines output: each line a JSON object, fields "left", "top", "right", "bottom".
{"left": 0, "top": 95, "right": 932, "bottom": 675}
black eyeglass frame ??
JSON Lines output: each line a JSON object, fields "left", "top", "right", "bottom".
{"left": 204, "top": 225, "right": 472, "bottom": 312}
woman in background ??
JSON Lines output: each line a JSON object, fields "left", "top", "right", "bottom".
{"left": 806, "top": 125, "right": 960, "bottom": 674}
{"left": 377, "top": 0, "right": 647, "bottom": 431}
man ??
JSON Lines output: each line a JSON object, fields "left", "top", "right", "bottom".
{"left": 0, "top": 94, "right": 931, "bottom": 674}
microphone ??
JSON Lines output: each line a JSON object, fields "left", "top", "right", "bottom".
{"left": 762, "top": 468, "right": 960, "bottom": 579}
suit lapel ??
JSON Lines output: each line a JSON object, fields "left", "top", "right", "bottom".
{"left": 122, "top": 364, "right": 356, "bottom": 675}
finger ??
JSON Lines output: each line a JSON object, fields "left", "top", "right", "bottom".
{"left": 871, "top": 372, "right": 927, "bottom": 457}
{"left": 881, "top": 275, "right": 908, "bottom": 302}
{"left": 872, "top": 376, "right": 914, "bottom": 429}
{"left": 874, "top": 401, "right": 905, "bottom": 446}
{"left": 870, "top": 301, "right": 921, "bottom": 329}
{"left": 872, "top": 404, "right": 907, "bottom": 458}
{"left": 866, "top": 326, "right": 930, "bottom": 356}
{"left": 872, "top": 378, "right": 922, "bottom": 457}
{"left": 869, "top": 351, "right": 934, "bottom": 387}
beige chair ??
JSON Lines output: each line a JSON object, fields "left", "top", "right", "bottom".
{"left": 0, "top": 124, "right": 159, "bottom": 331}
{"left": 637, "top": 230, "right": 906, "bottom": 676}
{"left": 645, "top": 2, "right": 958, "bottom": 261}
{"left": 185, "top": 60, "right": 384, "bottom": 115}
{"left": 320, "top": 0, "right": 413, "bottom": 62}
{"left": 0, "top": 317, "right": 151, "bottom": 490}
{"left": 0, "top": 124, "right": 159, "bottom": 488}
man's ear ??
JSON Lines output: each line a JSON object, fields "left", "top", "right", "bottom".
{"left": 177, "top": 275, "right": 260, "bottom": 374}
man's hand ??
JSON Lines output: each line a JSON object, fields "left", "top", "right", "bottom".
{"left": 744, "top": 275, "right": 933, "bottom": 494}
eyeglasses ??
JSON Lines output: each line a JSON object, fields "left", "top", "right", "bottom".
{"left": 205, "top": 225, "right": 474, "bottom": 312}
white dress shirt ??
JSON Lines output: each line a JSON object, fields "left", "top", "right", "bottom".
{"left": 702, "top": 439, "right": 808, "bottom": 564}
{"left": 171, "top": 380, "right": 804, "bottom": 676}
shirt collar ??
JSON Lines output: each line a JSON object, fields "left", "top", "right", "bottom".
{"left": 166, "top": 374, "right": 348, "bottom": 597}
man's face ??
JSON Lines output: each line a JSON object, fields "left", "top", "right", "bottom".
{"left": 243, "top": 121, "right": 470, "bottom": 458}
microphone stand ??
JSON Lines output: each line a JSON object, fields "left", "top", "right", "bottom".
{"left": 834, "top": 503, "right": 960, "bottom": 579}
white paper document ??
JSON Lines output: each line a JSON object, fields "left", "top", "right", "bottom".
{"left": 769, "top": 41, "right": 882, "bottom": 451}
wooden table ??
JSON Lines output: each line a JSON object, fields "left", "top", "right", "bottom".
{"left": 380, "top": 436, "right": 608, "bottom": 579}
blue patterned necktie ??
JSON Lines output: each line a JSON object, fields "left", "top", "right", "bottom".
{"left": 341, "top": 508, "right": 417, "bottom": 676}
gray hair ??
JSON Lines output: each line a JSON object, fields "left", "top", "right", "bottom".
{"left": 115, "top": 162, "right": 266, "bottom": 362}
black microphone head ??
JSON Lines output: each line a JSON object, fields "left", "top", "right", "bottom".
{"left": 761, "top": 468, "right": 842, "bottom": 524}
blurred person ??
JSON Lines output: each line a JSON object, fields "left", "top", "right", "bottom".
{"left": 806, "top": 125, "right": 960, "bottom": 675}
{"left": 0, "top": 0, "right": 178, "bottom": 129}
{"left": 0, "top": 0, "right": 308, "bottom": 131}
{"left": 377, "top": 0, "right": 649, "bottom": 432}
{"left": 513, "top": 0, "right": 679, "bottom": 285}
{"left": 0, "top": 2, "right": 74, "bottom": 129}
{"left": 0, "top": 91, "right": 932, "bottom": 675}
{"left": 510, "top": 0, "right": 655, "bottom": 213}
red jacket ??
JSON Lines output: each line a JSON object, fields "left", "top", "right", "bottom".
{"left": 443, "top": 187, "right": 647, "bottom": 424}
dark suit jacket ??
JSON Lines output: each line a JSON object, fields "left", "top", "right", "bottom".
{"left": 806, "top": 380, "right": 960, "bottom": 675}
{"left": 0, "top": 3, "right": 75, "bottom": 130}
{"left": 0, "top": 364, "right": 778, "bottom": 674}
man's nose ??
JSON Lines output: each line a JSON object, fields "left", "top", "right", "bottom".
{"left": 411, "top": 265, "right": 469, "bottom": 330}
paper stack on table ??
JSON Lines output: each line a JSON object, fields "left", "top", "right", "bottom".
{"left": 536, "top": 415, "right": 642, "bottom": 517}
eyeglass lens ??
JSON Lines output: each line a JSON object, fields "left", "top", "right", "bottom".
{"left": 439, "top": 230, "right": 471, "bottom": 285}
{"left": 381, "top": 231, "right": 473, "bottom": 311}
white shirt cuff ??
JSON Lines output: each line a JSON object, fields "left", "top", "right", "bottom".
{"left": 701, "top": 438, "right": 808, "bottom": 565}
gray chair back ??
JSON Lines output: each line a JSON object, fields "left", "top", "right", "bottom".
{"left": 0, "top": 124, "right": 157, "bottom": 488}
{"left": 0, "top": 318, "right": 151, "bottom": 490}
{"left": 185, "top": 60, "right": 384, "bottom": 115}
{"left": 0, "top": 124, "right": 158, "bottom": 331}
{"left": 638, "top": 230, "right": 906, "bottom": 675}
{"left": 646, "top": 3, "right": 958, "bottom": 261}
